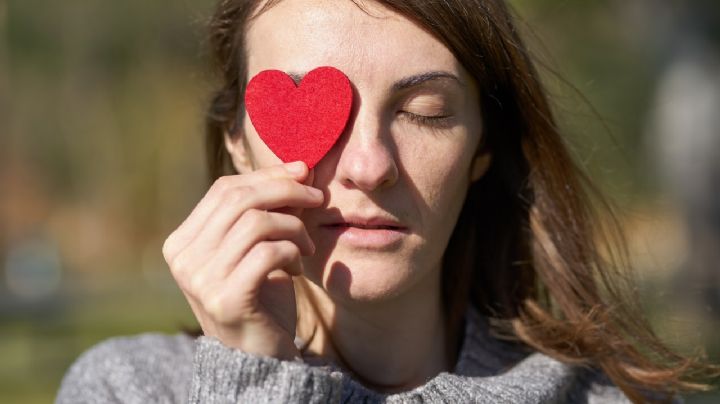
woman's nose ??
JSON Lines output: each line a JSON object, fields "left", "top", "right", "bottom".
{"left": 335, "top": 115, "right": 399, "bottom": 192}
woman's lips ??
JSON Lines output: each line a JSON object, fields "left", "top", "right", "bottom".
{"left": 319, "top": 223, "right": 409, "bottom": 249}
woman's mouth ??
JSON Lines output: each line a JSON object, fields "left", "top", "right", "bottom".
{"left": 328, "top": 223, "right": 400, "bottom": 230}
{"left": 320, "top": 221, "right": 409, "bottom": 249}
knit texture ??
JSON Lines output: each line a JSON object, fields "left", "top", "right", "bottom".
{"left": 55, "top": 304, "right": 680, "bottom": 403}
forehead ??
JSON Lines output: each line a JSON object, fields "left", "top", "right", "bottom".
{"left": 245, "top": 0, "right": 463, "bottom": 90}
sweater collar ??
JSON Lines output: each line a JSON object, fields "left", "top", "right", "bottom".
{"left": 330, "top": 304, "right": 581, "bottom": 403}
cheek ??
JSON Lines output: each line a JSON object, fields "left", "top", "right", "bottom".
{"left": 242, "top": 115, "right": 283, "bottom": 168}
{"left": 397, "top": 131, "right": 475, "bottom": 212}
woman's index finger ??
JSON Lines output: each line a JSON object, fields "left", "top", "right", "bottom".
{"left": 166, "top": 162, "right": 309, "bottom": 256}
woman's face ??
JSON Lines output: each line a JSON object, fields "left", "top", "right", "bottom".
{"left": 229, "top": 0, "right": 488, "bottom": 304}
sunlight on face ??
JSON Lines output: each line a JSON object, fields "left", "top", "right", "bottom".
{"left": 238, "top": 0, "right": 483, "bottom": 304}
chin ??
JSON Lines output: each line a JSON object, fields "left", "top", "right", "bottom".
{"left": 301, "top": 252, "right": 421, "bottom": 304}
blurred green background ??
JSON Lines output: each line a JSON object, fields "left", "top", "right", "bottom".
{"left": 1, "top": 0, "right": 719, "bottom": 402}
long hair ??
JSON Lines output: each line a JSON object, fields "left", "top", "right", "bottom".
{"left": 197, "top": 0, "right": 719, "bottom": 401}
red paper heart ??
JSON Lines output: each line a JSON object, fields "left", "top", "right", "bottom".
{"left": 245, "top": 66, "right": 353, "bottom": 169}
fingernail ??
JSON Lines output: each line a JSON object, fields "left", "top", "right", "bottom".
{"left": 287, "top": 161, "right": 306, "bottom": 175}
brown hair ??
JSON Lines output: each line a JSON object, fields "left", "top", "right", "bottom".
{"left": 198, "top": 0, "right": 719, "bottom": 401}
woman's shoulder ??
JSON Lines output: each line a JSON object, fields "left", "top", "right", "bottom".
{"left": 56, "top": 332, "right": 196, "bottom": 404}
{"left": 62, "top": 332, "right": 197, "bottom": 374}
{"left": 456, "top": 305, "right": 684, "bottom": 403}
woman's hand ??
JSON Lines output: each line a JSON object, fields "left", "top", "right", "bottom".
{"left": 162, "top": 161, "right": 323, "bottom": 361}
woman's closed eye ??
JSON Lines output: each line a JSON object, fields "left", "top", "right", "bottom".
{"left": 395, "top": 92, "right": 458, "bottom": 129}
{"left": 399, "top": 111, "right": 454, "bottom": 128}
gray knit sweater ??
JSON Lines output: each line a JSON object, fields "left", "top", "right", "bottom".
{"left": 55, "top": 305, "right": 674, "bottom": 403}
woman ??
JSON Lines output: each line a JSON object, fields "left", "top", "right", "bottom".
{"left": 56, "top": 0, "right": 717, "bottom": 403}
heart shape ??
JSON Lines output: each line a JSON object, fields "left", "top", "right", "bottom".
{"left": 245, "top": 66, "right": 353, "bottom": 169}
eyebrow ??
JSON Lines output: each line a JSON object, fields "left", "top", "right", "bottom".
{"left": 286, "top": 70, "right": 465, "bottom": 91}
{"left": 287, "top": 72, "right": 306, "bottom": 85}
{"left": 391, "top": 71, "right": 465, "bottom": 92}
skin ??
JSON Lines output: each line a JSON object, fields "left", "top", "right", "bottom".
{"left": 164, "top": 0, "right": 492, "bottom": 395}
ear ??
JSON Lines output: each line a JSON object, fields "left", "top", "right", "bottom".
{"left": 469, "top": 150, "right": 492, "bottom": 183}
{"left": 223, "top": 130, "right": 255, "bottom": 174}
